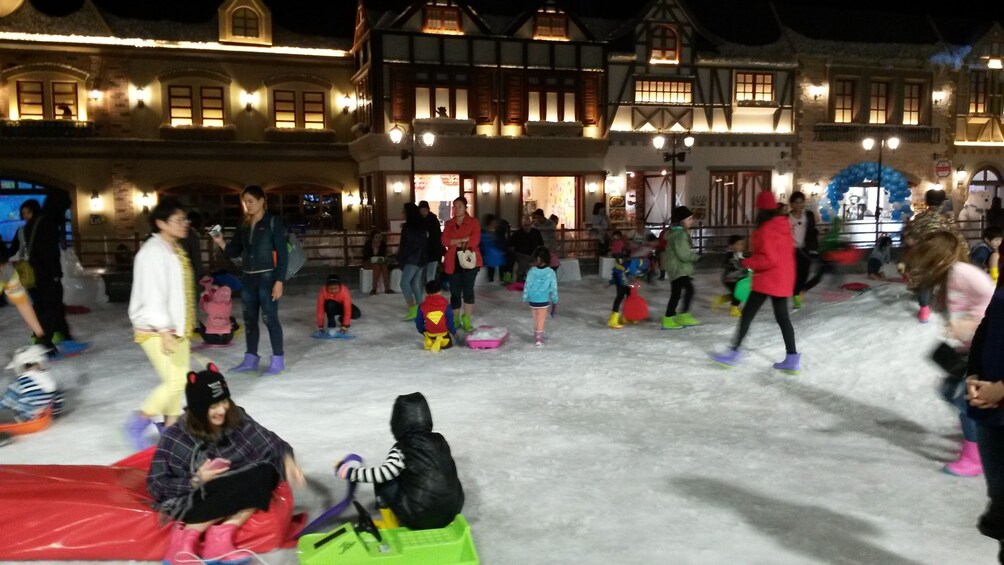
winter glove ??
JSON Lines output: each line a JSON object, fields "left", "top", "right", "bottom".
{"left": 550, "top": 304, "right": 557, "bottom": 318}
{"left": 335, "top": 457, "right": 361, "bottom": 480}
{"left": 339, "top": 326, "right": 349, "bottom": 333}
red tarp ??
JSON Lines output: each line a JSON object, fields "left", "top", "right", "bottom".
{"left": 0, "top": 447, "right": 304, "bottom": 561}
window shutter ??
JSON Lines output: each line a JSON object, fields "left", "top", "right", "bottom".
{"left": 505, "top": 73, "right": 524, "bottom": 124}
{"left": 390, "top": 69, "right": 413, "bottom": 123}
{"left": 474, "top": 71, "right": 493, "bottom": 124}
{"left": 582, "top": 74, "right": 599, "bottom": 125}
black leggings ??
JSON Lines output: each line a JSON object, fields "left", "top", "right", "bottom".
{"left": 181, "top": 463, "right": 279, "bottom": 524}
{"left": 324, "top": 300, "right": 361, "bottom": 327}
{"left": 723, "top": 281, "right": 740, "bottom": 307}
{"left": 732, "top": 291, "right": 797, "bottom": 354}
{"left": 665, "top": 276, "right": 693, "bottom": 317}
{"left": 611, "top": 284, "right": 629, "bottom": 313}
{"left": 449, "top": 268, "right": 479, "bottom": 310}
{"left": 794, "top": 250, "right": 813, "bottom": 295}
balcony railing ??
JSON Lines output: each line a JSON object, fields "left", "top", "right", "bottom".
{"left": 0, "top": 119, "right": 95, "bottom": 138}
{"left": 813, "top": 123, "right": 939, "bottom": 144}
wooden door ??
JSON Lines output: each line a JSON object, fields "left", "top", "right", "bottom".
{"left": 708, "top": 171, "right": 769, "bottom": 226}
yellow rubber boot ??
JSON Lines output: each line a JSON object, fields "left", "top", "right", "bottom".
{"left": 730, "top": 305, "right": 742, "bottom": 317}
{"left": 374, "top": 507, "right": 399, "bottom": 529}
{"left": 607, "top": 312, "right": 623, "bottom": 329}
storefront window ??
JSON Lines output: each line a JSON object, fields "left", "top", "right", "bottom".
{"left": 521, "top": 176, "right": 576, "bottom": 227}
{"left": 415, "top": 173, "right": 471, "bottom": 222}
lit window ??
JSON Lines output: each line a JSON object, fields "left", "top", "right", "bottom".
{"left": 650, "top": 25, "right": 679, "bottom": 64}
{"left": 735, "top": 72, "right": 773, "bottom": 103}
{"left": 534, "top": 4, "right": 568, "bottom": 40}
{"left": 423, "top": 1, "right": 461, "bottom": 34}
{"left": 169, "top": 86, "right": 193, "bottom": 126}
{"left": 833, "top": 79, "right": 854, "bottom": 123}
{"left": 201, "top": 87, "right": 224, "bottom": 127}
{"left": 16, "top": 81, "right": 44, "bottom": 120}
{"left": 970, "top": 71, "right": 988, "bottom": 114}
{"left": 273, "top": 89, "right": 326, "bottom": 129}
{"left": 635, "top": 79, "right": 692, "bottom": 104}
{"left": 52, "top": 82, "right": 77, "bottom": 120}
{"left": 902, "top": 83, "right": 921, "bottom": 126}
{"left": 869, "top": 81, "right": 889, "bottom": 124}
{"left": 232, "top": 8, "right": 259, "bottom": 38}
{"left": 527, "top": 76, "right": 577, "bottom": 123}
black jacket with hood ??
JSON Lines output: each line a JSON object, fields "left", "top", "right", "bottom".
{"left": 390, "top": 392, "right": 464, "bottom": 529}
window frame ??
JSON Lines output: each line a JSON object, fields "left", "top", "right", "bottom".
{"left": 832, "top": 79, "right": 855, "bottom": 123}
{"left": 649, "top": 24, "right": 680, "bottom": 64}
{"left": 526, "top": 74, "right": 578, "bottom": 123}
{"left": 534, "top": 12, "right": 568, "bottom": 40}
{"left": 868, "top": 80, "right": 890, "bottom": 124}
{"left": 231, "top": 7, "right": 260, "bottom": 38}
{"left": 902, "top": 82, "right": 922, "bottom": 126}
{"left": 51, "top": 81, "right": 77, "bottom": 120}
{"left": 634, "top": 78, "right": 692, "bottom": 105}
{"left": 16, "top": 80, "right": 44, "bottom": 120}
{"left": 734, "top": 72, "right": 774, "bottom": 103}
{"left": 168, "top": 85, "right": 194, "bottom": 126}
{"left": 272, "top": 88, "right": 328, "bottom": 129}
{"left": 200, "top": 86, "right": 225, "bottom": 127}
{"left": 970, "top": 71, "right": 988, "bottom": 114}
{"left": 423, "top": 1, "right": 462, "bottom": 34}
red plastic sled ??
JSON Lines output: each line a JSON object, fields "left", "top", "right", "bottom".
{"left": 622, "top": 285, "right": 649, "bottom": 322}
{"left": 0, "top": 447, "right": 304, "bottom": 561}
{"left": 822, "top": 247, "right": 864, "bottom": 265}
{"left": 0, "top": 406, "right": 52, "bottom": 435}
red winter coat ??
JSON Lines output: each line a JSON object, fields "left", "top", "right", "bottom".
{"left": 316, "top": 284, "right": 353, "bottom": 328}
{"left": 742, "top": 215, "right": 795, "bottom": 297}
{"left": 441, "top": 215, "right": 482, "bottom": 275}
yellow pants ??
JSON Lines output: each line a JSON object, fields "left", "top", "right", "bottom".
{"left": 423, "top": 332, "right": 451, "bottom": 352}
{"left": 138, "top": 335, "right": 190, "bottom": 417}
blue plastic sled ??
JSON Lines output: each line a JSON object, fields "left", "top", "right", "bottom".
{"left": 312, "top": 330, "right": 356, "bottom": 340}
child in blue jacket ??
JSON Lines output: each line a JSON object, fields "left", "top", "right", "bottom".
{"left": 522, "top": 247, "right": 558, "bottom": 346}
{"left": 607, "top": 255, "right": 648, "bottom": 328}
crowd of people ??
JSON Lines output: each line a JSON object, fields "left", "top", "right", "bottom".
{"left": 5, "top": 185, "right": 1004, "bottom": 563}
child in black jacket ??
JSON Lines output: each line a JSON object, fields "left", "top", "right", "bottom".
{"left": 337, "top": 392, "right": 464, "bottom": 529}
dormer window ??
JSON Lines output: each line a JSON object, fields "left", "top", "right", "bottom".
{"left": 735, "top": 72, "right": 774, "bottom": 103}
{"left": 534, "top": 4, "right": 568, "bottom": 40}
{"left": 650, "top": 24, "right": 679, "bottom": 65}
{"left": 232, "top": 7, "right": 259, "bottom": 38}
{"left": 423, "top": 0, "right": 461, "bottom": 35}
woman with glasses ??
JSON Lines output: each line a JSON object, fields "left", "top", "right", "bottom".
{"left": 125, "top": 197, "right": 196, "bottom": 449}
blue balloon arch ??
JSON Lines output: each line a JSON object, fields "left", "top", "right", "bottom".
{"left": 818, "top": 161, "right": 913, "bottom": 223}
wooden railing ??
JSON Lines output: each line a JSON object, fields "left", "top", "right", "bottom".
{"left": 73, "top": 218, "right": 988, "bottom": 270}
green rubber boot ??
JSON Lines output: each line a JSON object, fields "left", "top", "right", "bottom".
{"left": 461, "top": 313, "right": 474, "bottom": 332}
{"left": 404, "top": 304, "right": 419, "bottom": 321}
{"left": 661, "top": 316, "right": 682, "bottom": 330}
{"left": 674, "top": 312, "right": 700, "bottom": 327}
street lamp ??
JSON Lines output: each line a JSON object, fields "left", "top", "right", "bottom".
{"left": 389, "top": 124, "right": 436, "bottom": 199}
{"left": 862, "top": 135, "right": 900, "bottom": 224}
{"left": 653, "top": 132, "right": 695, "bottom": 209}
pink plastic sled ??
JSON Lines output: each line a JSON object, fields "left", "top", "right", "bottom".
{"left": 466, "top": 325, "right": 509, "bottom": 349}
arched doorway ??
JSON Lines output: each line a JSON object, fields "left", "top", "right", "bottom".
{"left": 159, "top": 183, "right": 243, "bottom": 230}
{"left": 0, "top": 178, "right": 74, "bottom": 248}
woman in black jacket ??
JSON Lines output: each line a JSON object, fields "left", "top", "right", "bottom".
{"left": 397, "top": 203, "right": 428, "bottom": 320}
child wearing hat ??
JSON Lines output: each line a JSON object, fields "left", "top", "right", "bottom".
{"left": 711, "top": 191, "right": 800, "bottom": 372}
{"left": 151, "top": 364, "right": 303, "bottom": 565}
{"left": 316, "top": 274, "right": 361, "bottom": 336}
{"left": 0, "top": 344, "right": 63, "bottom": 426}
{"left": 336, "top": 392, "right": 464, "bottom": 530}
{"left": 660, "top": 206, "right": 701, "bottom": 330}
{"left": 415, "top": 280, "right": 457, "bottom": 351}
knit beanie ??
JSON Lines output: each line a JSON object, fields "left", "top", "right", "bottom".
{"left": 186, "top": 364, "right": 231, "bottom": 422}
{"left": 755, "top": 191, "right": 778, "bottom": 210}
{"left": 671, "top": 206, "right": 693, "bottom": 224}
{"left": 326, "top": 274, "right": 341, "bottom": 286}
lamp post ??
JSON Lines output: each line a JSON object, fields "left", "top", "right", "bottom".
{"left": 389, "top": 125, "right": 436, "bottom": 201}
{"left": 652, "top": 132, "right": 695, "bottom": 211}
{"left": 862, "top": 135, "right": 900, "bottom": 225}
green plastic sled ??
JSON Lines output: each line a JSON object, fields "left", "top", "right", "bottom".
{"left": 733, "top": 275, "right": 752, "bottom": 303}
{"left": 297, "top": 514, "right": 479, "bottom": 565}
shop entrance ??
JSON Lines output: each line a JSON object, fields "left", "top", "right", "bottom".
{"left": 520, "top": 176, "right": 577, "bottom": 227}
{"left": 414, "top": 174, "right": 476, "bottom": 222}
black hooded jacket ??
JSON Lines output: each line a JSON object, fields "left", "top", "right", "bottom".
{"left": 389, "top": 392, "right": 464, "bottom": 529}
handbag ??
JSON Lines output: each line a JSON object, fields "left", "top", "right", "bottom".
{"left": 14, "top": 221, "right": 40, "bottom": 289}
{"left": 457, "top": 244, "right": 477, "bottom": 270}
{"left": 930, "top": 341, "right": 968, "bottom": 380}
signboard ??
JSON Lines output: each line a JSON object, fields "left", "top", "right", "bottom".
{"left": 935, "top": 160, "right": 952, "bottom": 178}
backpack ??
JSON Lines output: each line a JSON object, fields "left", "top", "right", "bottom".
{"left": 269, "top": 217, "right": 307, "bottom": 279}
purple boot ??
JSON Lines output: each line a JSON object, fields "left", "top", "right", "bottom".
{"left": 230, "top": 353, "right": 259, "bottom": 373}
{"left": 710, "top": 348, "right": 742, "bottom": 367}
{"left": 124, "top": 412, "right": 153, "bottom": 451}
{"left": 772, "top": 353, "right": 801, "bottom": 373}
{"left": 262, "top": 355, "right": 285, "bottom": 376}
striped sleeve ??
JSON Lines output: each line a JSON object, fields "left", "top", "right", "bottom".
{"left": 0, "top": 375, "right": 54, "bottom": 421}
{"left": 349, "top": 447, "right": 405, "bottom": 484}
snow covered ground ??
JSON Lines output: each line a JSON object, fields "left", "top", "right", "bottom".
{"left": 0, "top": 268, "right": 994, "bottom": 564}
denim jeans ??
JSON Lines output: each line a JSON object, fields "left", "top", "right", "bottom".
{"left": 941, "top": 378, "right": 978, "bottom": 442}
{"left": 401, "top": 264, "right": 425, "bottom": 303}
{"left": 425, "top": 261, "right": 439, "bottom": 283}
{"left": 241, "top": 271, "right": 283, "bottom": 356}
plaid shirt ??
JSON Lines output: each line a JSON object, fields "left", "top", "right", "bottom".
{"left": 146, "top": 408, "right": 293, "bottom": 520}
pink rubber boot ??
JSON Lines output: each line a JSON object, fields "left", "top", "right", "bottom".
{"left": 202, "top": 523, "right": 241, "bottom": 562}
{"left": 163, "top": 525, "right": 201, "bottom": 565}
{"left": 918, "top": 305, "right": 931, "bottom": 323}
{"left": 943, "top": 440, "right": 983, "bottom": 477}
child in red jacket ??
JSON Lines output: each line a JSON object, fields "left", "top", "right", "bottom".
{"left": 711, "top": 191, "right": 800, "bottom": 372}
{"left": 415, "top": 280, "right": 457, "bottom": 352}
{"left": 316, "top": 274, "right": 361, "bottom": 336}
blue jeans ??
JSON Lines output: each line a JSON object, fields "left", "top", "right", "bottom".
{"left": 401, "top": 264, "right": 425, "bottom": 303}
{"left": 425, "top": 261, "right": 439, "bottom": 283}
{"left": 241, "top": 271, "right": 283, "bottom": 356}
{"left": 942, "top": 378, "right": 978, "bottom": 442}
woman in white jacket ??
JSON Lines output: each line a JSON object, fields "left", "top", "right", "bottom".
{"left": 125, "top": 197, "right": 196, "bottom": 450}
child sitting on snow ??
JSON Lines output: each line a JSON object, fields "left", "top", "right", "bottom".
{"left": 1, "top": 344, "right": 63, "bottom": 425}
{"left": 971, "top": 226, "right": 1003, "bottom": 284}
{"left": 195, "top": 276, "right": 239, "bottom": 345}
{"left": 316, "top": 274, "right": 361, "bottom": 336}
{"left": 867, "top": 234, "right": 894, "bottom": 280}
{"left": 415, "top": 279, "right": 456, "bottom": 351}
{"left": 336, "top": 392, "right": 464, "bottom": 530}
{"left": 714, "top": 235, "right": 749, "bottom": 317}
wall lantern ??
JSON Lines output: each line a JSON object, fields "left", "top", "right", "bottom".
{"left": 139, "top": 191, "right": 152, "bottom": 213}
{"left": 392, "top": 181, "right": 404, "bottom": 194}
{"left": 480, "top": 182, "right": 490, "bottom": 194}
{"left": 503, "top": 182, "right": 514, "bottom": 194}
{"left": 932, "top": 90, "right": 947, "bottom": 105}
{"left": 134, "top": 87, "right": 148, "bottom": 108}
{"left": 89, "top": 190, "right": 105, "bottom": 224}
{"left": 240, "top": 91, "right": 258, "bottom": 112}
{"left": 341, "top": 94, "right": 354, "bottom": 114}
{"left": 808, "top": 85, "right": 826, "bottom": 100}
{"left": 989, "top": 58, "right": 1003, "bottom": 70}
{"left": 586, "top": 182, "right": 598, "bottom": 193}
{"left": 88, "top": 89, "right": 102, "bottom": 102}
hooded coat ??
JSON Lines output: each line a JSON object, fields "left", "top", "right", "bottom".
{"left": 389, "top": 392, "right": 464, "bottom": 529}
{"left": 743, "top": 215, "right": 796, "bottom": 297}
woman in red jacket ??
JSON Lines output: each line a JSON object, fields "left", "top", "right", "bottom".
{"left": 441, "top": 196, "right": 481, "bottom": 332}
{"left": 711, "top": 191, "right": 800, "bottom": 372}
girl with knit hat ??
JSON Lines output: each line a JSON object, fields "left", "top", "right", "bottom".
{"left": 711, "top": 191, "right": 800, "bottom": 372}
{"left": 150, "top": 363, "right": 303, "bottom": 565}
{"left": 660, "top": 205, "right": 701, "bottom": 330}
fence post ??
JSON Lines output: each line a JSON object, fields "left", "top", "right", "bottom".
{"left": 341, "top": 230, "right": 349, "bottom": 268}
{"left": 696, "top": 222, "right": 704, "bottom": 254}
